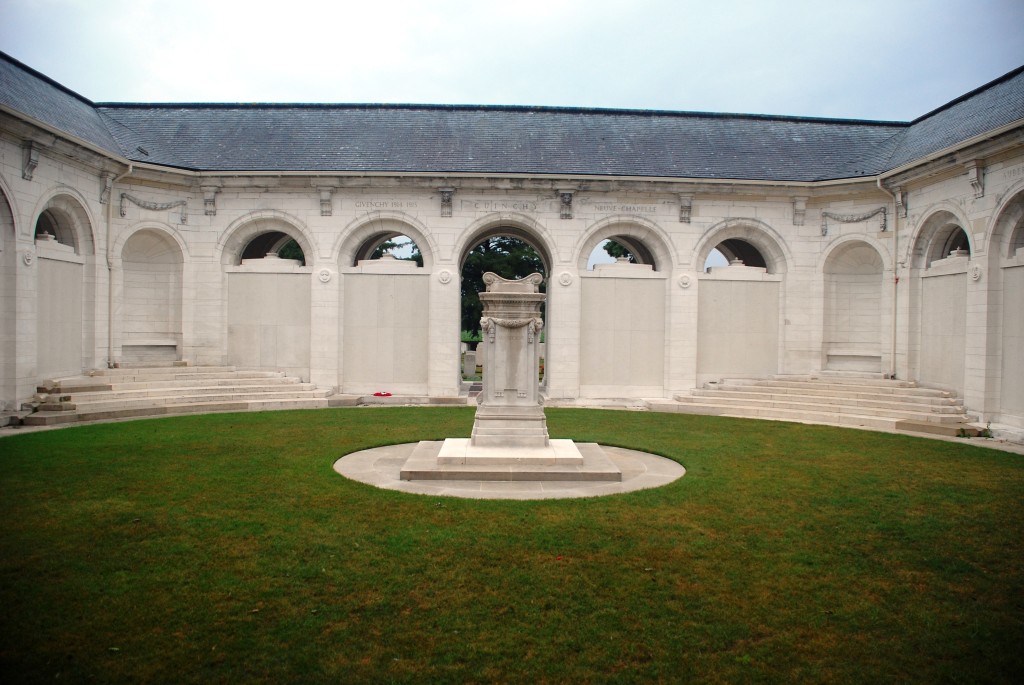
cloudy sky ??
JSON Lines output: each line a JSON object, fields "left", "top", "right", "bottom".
{"left": 1, "top": 0, "right": 1022, "bottom": 121}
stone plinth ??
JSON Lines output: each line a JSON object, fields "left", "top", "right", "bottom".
{"left": 399, "top": 271, "right": 621, "bottom": 484}
{"left": 400, "top": 440, "right": 622, "bottom": 482}
{"left": 471, "top": 272, "right": 548, "bottom": 448}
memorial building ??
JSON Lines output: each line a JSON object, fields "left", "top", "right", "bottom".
{"left": 2, "top": 51, "right": 1023, "bottom": 432}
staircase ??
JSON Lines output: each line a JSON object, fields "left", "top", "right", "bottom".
{"left": 23, "top": 364, "right": 334, "bottom": 426}
{"left": 653, "top": 373, "right": 977, "bottom": 436}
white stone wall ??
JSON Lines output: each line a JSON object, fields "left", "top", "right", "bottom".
{"left": 36, "top": 251, "right": 83, "bottom": 378}
{"left": 227, "top": 270, "right": 311, "bottom": 378}
{"left": 1000, "top": 262, "right": 1024, "bottom": 424}
{"left": 918, "top": 264, "right": 968, "bottom": 391}
{"left": 2, "top": 116, "right": 1024, "bottom": 426}
{"left": 579, "top": 262, "right": 666, "bottom": 397}
{"left": 696, "top": 264, "right": 781, "bottom": 384}
{"left": 340, "top": 260, "right": 429, "bottom": 394}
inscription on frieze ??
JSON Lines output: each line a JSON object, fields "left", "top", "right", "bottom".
{"left": 1003, "top": 164, "right": 1024, "bottom": 183}
{"left": 591, "top": 202, "right": 660, "bottom": 214}
{"left": 352, "top": 200, "right": 419, "bottom": 210}
{"left": 460, "top": 199, "right": 542, "bottom": 212}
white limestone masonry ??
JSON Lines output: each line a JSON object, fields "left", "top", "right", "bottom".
{"left": 1, "top": 58, "right": 1023, "bottom": 435}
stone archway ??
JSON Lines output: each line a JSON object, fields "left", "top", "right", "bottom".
{"left": 337, "top": 216, "right": 433, "bottom": 395}
{"left": 822, "top": 240, "right": 886, "bottom": 372}
{"left": 0, "top": 187, "right": 16, "bottom": 408}
{"left": 457, "top": 219, "right": 554, "bottom": 392}
{"left": 33, "top": 193, "right": 95, "bottom": 377}
{"left": 574, "top": 219, "right": 670, "bottom": 398}
{"left": 120, "top": 228, "right": 184, "bottom": 363}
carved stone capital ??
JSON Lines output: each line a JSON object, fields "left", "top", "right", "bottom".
{"left": 201, "top": 185, "right": 220, "bottom": 216}
{"left": 678, "top": 193, "right": 693, "bottom": 223}
{"left": 22, "top": 141, "right": 39, "bottom": 181}
{"left": 792, "top": 196, "right": 807, "bottom": 226}
{"left": 964, "top": 159, "right": 985, "bottom": 199}
{"left": 557, "top": 189, "right": 575, "bottom": 219}
{"left": 100, "top": 172, "right": 115, "bottom": 204}
{"left": 893, "top": 186, "right": 907, "bottom": 219}
{"left": 439, "top": 187, "right": 455, "bottom": 217}
{"left": 316, "top": 186, "right": 334, "bottom": 216}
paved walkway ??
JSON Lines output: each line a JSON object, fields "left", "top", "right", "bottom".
{"left": 333, "top": 443, "right": 686, "bottom": 500}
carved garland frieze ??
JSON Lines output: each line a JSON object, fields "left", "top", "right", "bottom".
{"left": 120, "top": 193, "right": 188, "bottom": 224}
{"left": 480, "top": 317, "right": 544, "bottom": 343}
{"left": 820, "top": 206, "right": 886, "bottom": 236}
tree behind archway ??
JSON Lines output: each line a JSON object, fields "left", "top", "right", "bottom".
{"left": 461, "top": 236, "right": 545, "bottom": 335}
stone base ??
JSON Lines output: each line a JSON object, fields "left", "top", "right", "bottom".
{"left": 400, "top": 439, "right": 623, "bottom": 482}
{"left": 470, "top": 404, "right": 550, "bottom": 448}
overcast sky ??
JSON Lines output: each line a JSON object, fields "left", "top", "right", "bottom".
{"left": 1, "top": 0, "right": 1022, "bottom": 121}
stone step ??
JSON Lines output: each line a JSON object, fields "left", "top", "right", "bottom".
{"left": 63, "top": 382, "right": 318, "bottom": 402}
{"left": 53, "top": 388, "right": 332, "bottom": 412}
{"left": 23, "top": 397, "right": 331, "bottom": 425}
{"left": 48, "top": 373, "right": 294, "bottom": 393}
{"left": 674, "top": 395, "right": 967, "bottom": 424}
{"left": 90, "top": 364, "right": 238, "bottom": 375}
{"left": 649, "top": 400, "right": 965, "bottom": 432}
{"left": 752, "top": 379, "right": 944, "bottom": 397}
{"left": 688, "top": 388, "right": 960, "bottom": 409}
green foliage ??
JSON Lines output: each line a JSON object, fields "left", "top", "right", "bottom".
{"left": 461, "top": 236, "right": 545, "bottom": 334}
{"left": 277, "top": 239, "right": 305, "bottom": 264}
{"left": 603, "top": 239, "right": 637, "bottom": 263}
{"left": 1, "top": 409, "right": 1022, "bottom": 683}
{"left": 460, "top": 330, "right": 481, "bottom": 344}
{"left": 370, "top": 236, "right": 423, "bottom": 266}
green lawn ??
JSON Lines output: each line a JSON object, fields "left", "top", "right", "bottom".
{"left": 1, "top": 408, "right": 1021, "bottom": 683}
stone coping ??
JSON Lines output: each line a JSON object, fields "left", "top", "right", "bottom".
{"left": 334, "top": 443, "right": 686, "bottom": 500}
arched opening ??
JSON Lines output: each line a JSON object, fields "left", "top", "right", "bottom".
{"left": 585, "top": 236, "right": 655, "bottom": 270}
{"left": 338, "top": 220, "right": 432, "bottom": 394}
{"left": 33, "top": 197, "right": 94, "bottom": 378}
{"left": 241, "top": 231, "right": 305, "bottom": 265}
{"left": 353, "top": 233, "right": 423, "bottom": 266}
{"left": 823, "top": 242, "right": 885, "bottom": 372}
{"left": 577, "top": 229, "right": 667, "bottom": 398}
{"left": 705, "top": 238, "right": 768, "bottom": 271}
{"left": 992, "top": 190, "right": 1024, "bottom": 425}
{"left": 121, "top": 229, "right": 183, "bottom": 363}
{"left": 34, "top": 208, "right": 77, "bottom": 251}
{"left": 459, "top": 230, "right": 549, "bottom": 387}
{"left": 704, "top": 248, "right": 728, "bottom": 270}
{"left": 911, "top": 211, "right": 970, "bottom": 392}
{"left": 0, "top": 189, "right": 16, "bottom": 407}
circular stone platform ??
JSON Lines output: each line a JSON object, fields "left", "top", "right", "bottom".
{"left": 333, "top": 443, "right": 685, "bottom": 500}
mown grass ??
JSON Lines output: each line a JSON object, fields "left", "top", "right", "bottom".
{"left": 1, "top": 408, "right": 1021, "bottom": 683}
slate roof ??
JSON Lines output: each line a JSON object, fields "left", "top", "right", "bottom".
{"left": 2, "top": 51, "right": 1023, "bottom": 182}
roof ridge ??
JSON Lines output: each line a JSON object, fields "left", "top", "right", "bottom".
{"left": 910, "top": 64, "right": 1024, "bottom": 124}
{"left": 94, "top": 101, "right": 909, "bottom": 127}
{"left": 0, "top": 49, "right": 97, "bottom": 109}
